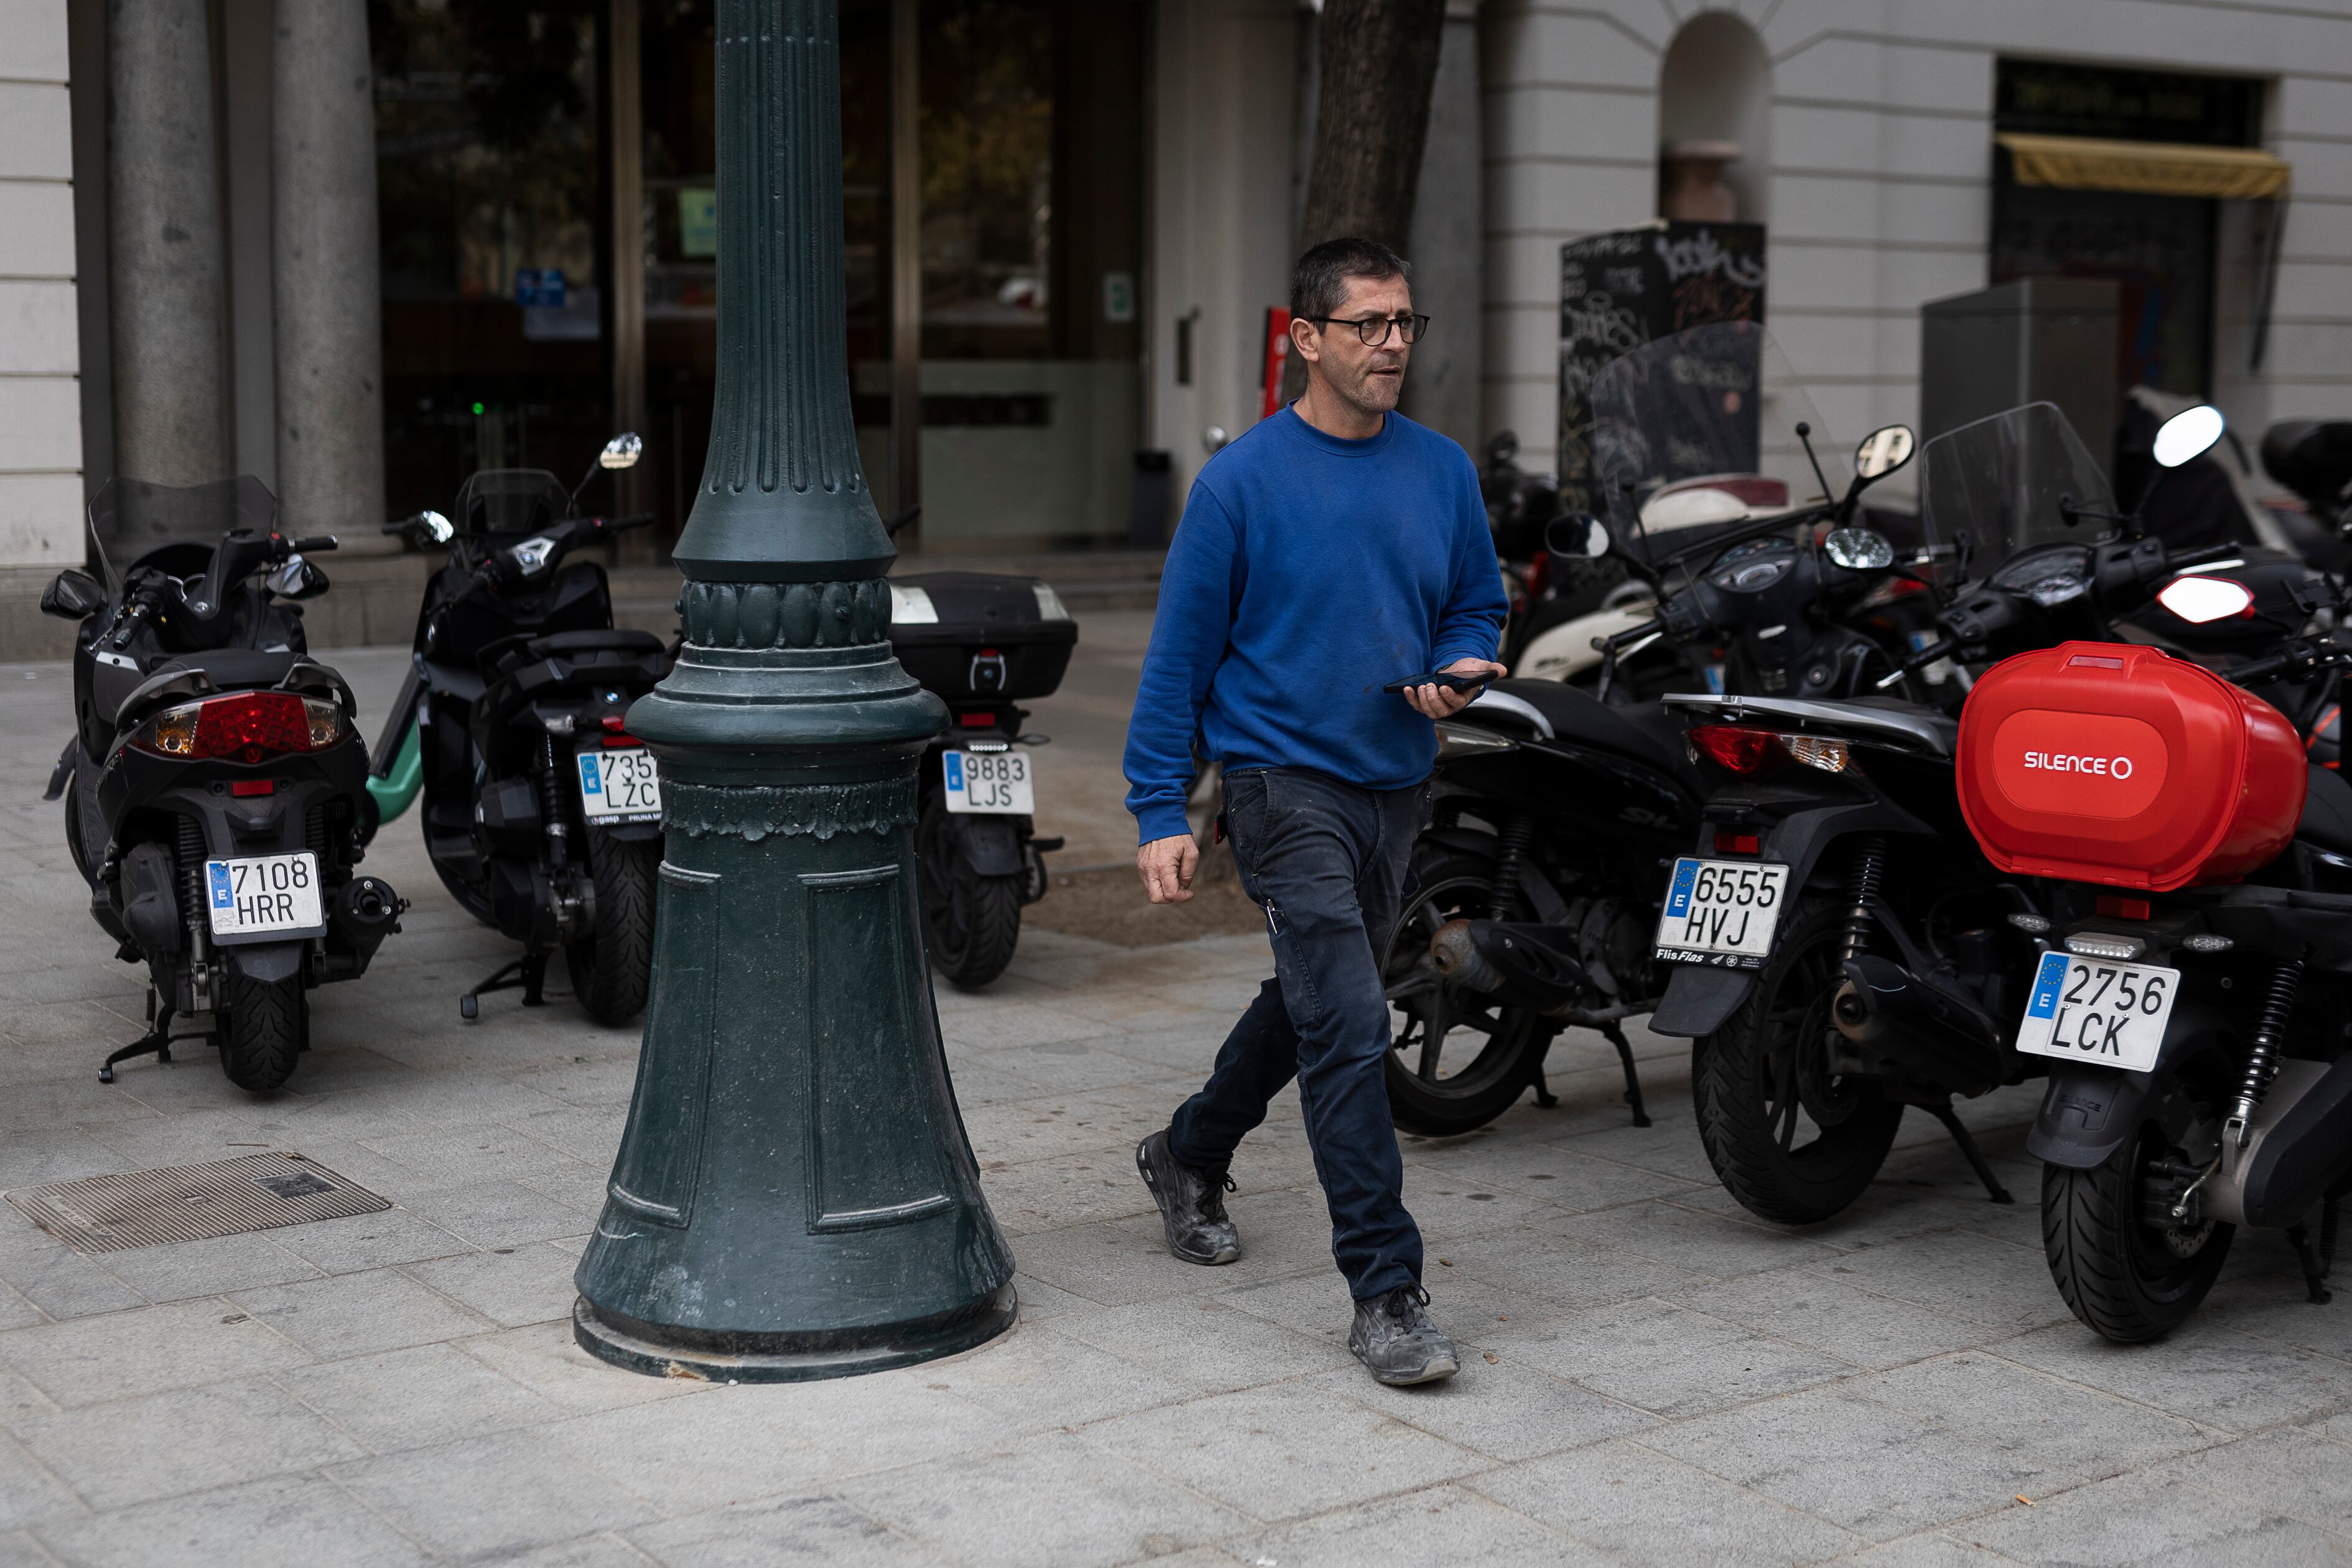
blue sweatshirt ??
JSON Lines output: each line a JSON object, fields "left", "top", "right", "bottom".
{"left": 1123, "top": 407, "right": 1509, "bottom": 844}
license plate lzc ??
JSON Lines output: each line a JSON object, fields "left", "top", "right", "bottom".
{"left": 205, "top": 852, "right": 325, "bottom": 941}
{"left": 577, "top": 748, "right": 662, "bottom": 822}
{"left": 1653, "top": 856, "right": 1791, "bottom": 969}
{"left": 2013, "top": 951, "right": 2180, "bottom": 1073}
{"left": 944, "top": 749, "right": 1034, "bottom": 814}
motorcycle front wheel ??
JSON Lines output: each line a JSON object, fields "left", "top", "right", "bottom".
{"left": 2042, "top": 1034, "right": 2236, "bottom": 1342}
{"left": 917, "top": 799, "right": 1022, "bottom": 990}
{"left": 565, "top": 833, "right": 658, "bottom": 1025}
{"left": 1692, "top": 902, "right": 1903, "bottom": 1224}
{"left": 1381, "top": 849, "right": 1556, "bottom": 1136}
{"left": 219, "top": 971, "right": 306, "bottom": 1094}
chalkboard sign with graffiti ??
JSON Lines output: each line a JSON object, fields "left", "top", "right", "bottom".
{"left": 1557, "top": 221, "right": 1766, "bottom": 511}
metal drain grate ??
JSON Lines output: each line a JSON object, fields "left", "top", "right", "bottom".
{"left": 4, "top": 1153, "right": 391, "bottom": 1254}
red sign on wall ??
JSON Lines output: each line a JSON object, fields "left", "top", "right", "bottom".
{"left": 1259, "top": 307, "right": 1291, "bottom": 421}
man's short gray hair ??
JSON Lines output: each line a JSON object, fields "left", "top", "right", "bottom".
{"left": 1290, "top": 237, "right": 1411, "bottom": 322}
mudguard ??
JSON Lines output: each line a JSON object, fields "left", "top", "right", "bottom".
{"left": 2027, "top": 1004, "right": 2229, "bottom": 1169}
{"left": 949, "top": 813, "right": 1025, "bottom": 877}
{"left": 1648, "top": 966, "right": 1754, "bottom": 1037}
{"left": 228, "top": 941, "right": 306, "bottom": 984}
{"left": 118, "top": 842, "right": 182, "bottom": 957}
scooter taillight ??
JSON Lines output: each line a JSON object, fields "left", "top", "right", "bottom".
{"left": 1687, "top": 725, "right": 1790, "bottom": 777}
{"left": 131, "top": 692, "right": 347, "bottom": 763}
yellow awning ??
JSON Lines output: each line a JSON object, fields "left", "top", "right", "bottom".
{"left": 1997, "top": 133, "right": 2290, "bottom": 200}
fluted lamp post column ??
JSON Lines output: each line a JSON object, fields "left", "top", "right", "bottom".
{"left": 572, "top": 0, "right": 1017, "bottom": 1381}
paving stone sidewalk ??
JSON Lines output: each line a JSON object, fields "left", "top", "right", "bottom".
{"left": 0, "top": 645, "right": 2347, "bottom": 1566}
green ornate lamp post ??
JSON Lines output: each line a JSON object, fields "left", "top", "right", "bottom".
{"left": 572, "top": 0, "right": 1017, "bottom": 1381}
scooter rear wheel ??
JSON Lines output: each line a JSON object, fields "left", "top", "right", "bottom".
{"left": 2042, "top": 1035, "right": 2235, "bottom": 1342}
{"left": 566, "top": 834, "right": 658, "bottom": 1025}
{"left": 917, "top": 800, "right": 1022, "bottom": 990}
{"left": 1693, "top": 903, "right": 1903, "bottom": 1224}
{"left": 220, "top": 971, "right": 305, "bottom": 1094}
{"left": 1382, "top": 852, "right": 1556, "bottom": 1136}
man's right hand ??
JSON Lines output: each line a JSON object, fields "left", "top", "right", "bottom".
{"left": 1138, "top": 834, "right": 1200, "bottom": 904}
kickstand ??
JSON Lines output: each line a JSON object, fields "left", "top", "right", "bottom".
{"left": 1531, "top": 1071, "right": 1558, "bottom": 1109}
{"left": 460, "top": 951, "right": 550, "bottom": 1022}
{"left": 1928, "top": 1099, "right": 2014, "bottom": 1205}
{"left": 99, "top": 1000, "right": 211, "bottom": 1084}
{"left": 1600, "top": 1022, "right": 1652, "bottom": 1128}
{"left": 2286, "top": 1220, "right": 2335, "bottom": 1305}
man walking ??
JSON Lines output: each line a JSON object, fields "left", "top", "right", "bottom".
{"left": 1125, "top": 237, "right": 1508, "bottom": 1386}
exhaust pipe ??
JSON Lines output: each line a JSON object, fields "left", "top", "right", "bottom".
{"left": 1833, "top": 954, "right": 2005, "bottom": 1097}
{"left": 1429, "top": 918, "right": 1592, "bottom": 1014}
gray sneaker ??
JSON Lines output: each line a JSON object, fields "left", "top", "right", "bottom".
{"left": 1135, "top": 1130, "right": 1240, "bottom": 1265}
{"left": 1350, "top": 1285, "right": 1460, "bottom": 1386}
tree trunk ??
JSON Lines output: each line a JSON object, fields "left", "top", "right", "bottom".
{"left": 1284, "top": 0, "right": 1449, "bottom": 401}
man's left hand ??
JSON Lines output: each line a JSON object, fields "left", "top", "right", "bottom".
{"left": 1404, "top": 658, "right": 1508, "bottom": 719}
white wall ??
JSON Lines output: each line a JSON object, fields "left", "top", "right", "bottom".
{"left": 1150, "top": 0, "right": 1302, "bottom": 511}
{"left": 0, "top": 0, "right": 82, "bottom": 566}
{"left": 1480, "top": 0, "right": 2352, "bottom": 477}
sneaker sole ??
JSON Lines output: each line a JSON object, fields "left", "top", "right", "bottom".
{"left": 1358, "top": 1349, "right": 1461, "bottom": 1387}
{"left": 1134, "top": 1139, "right": 1240, "bottom": 1266}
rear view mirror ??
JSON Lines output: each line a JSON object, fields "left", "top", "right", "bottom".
{"left": 2154, "top": 404, "right": 2225, "bottom": 469}
{"left": 263, "top": 555, "right": 330, "bottom": 601}
{"left": 600, "top": 432, "right": 643, "bottom": 470}
{"left": 1545, "top": 514, "right": 1610, "bottom": 559}
{"left": 417, "top": 510, "right": 454, "bottom": 545}
{"left": 2157, "top": 572, "right": 2255, "bottom": 623}
{"left": 39, "top": 569, "right": 103, "bottom": 620}
{"left": 1822, "top": 527, "right": 1895, "bottom": 571}
{"left": 1853, "top": 425, "right": 1916, "bottom": 482}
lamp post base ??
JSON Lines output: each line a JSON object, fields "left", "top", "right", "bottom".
{"left": 572, "top": 1287, "right": 1017, "bottom": 1384}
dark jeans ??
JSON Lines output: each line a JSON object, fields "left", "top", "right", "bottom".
{"left": 1167, "top": 767, "right": 1426, "bottom": 1300}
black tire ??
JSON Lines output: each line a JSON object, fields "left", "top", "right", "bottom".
{"left": 63, "top": 757, "right": 103, "bottom": 889}
{"left": 1692, "top": 902, "right": 1904, "bottom": 1224}
{"left": 2042, "top": 1034, "right": 2236, "bottom": 1343}
{"left": 918, "top": 801, "right": 1023, "bottom": 989}
{"left": 1381, "top": 849, "right": 1555, "bottom": 1136}
{"left": 566, "top": 834, "right": 658, "bottom": 1025}
{"left": 220, "top": 971, "right": 305, "bottom": 1094}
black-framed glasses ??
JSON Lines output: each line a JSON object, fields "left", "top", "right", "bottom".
{"left": 1306, "top": 312, "right": 1430, "bottom": 347}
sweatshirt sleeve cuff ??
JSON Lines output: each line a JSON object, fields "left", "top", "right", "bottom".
{"left": 1134, "top": 804, "right": 1194, "bottom": 846}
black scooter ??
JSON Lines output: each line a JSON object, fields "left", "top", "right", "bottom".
{"left": 42, "top": 477, "right": 403, "bottom": 1091}
{"left": 1380, "top": 422, "right": 1925, "bottom": 1137}
{"left": 1648, "top": 403, "right": 2300, "bottom": 1226}
{"left": 372, "top": 434, "right": 668, "bottom": 1024}
{"left": 884, "top": 566, "right": 1076, "bottom": 989}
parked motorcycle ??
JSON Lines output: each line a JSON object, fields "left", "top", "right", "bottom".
{"left": 885, "top": 570, "right": 1075, "bottom": 989}
{"left": 1379, "top": 408, "right": 1926, "bottom": 1136}
{"left": 1933, "top": 418, "right": 2352, "bottom": 1340}
{"left": 371, "top": 434, "right": 669, "bottom": 1024}
{"left": 41, "top": 477, "right": 402, "bottom": 1091}
{"left": 1513, "top": 323, "right": 1942, "bottom": 698}
{"left": 1647, "top": 401, "right": 2302, "bottom": 1225}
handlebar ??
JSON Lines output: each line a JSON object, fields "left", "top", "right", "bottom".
{"left": 289, "top": 534, "right": 338, "bottom": 554}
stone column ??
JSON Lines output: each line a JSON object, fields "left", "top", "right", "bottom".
{"left": 107, "top": 0, "right": 232, "bottom": 485}
{"left": 272, "top": 0, "right": 386, "bottom": 539}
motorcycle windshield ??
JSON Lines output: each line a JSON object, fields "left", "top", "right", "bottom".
{"left": 1587, "top": 320, "right": 1847, "bottom": 558}
{"left": 88, "top": 475, "right": 278, "bottom": 589}
{"left": 453, "top": 469, "right": 572, "bottom": 536}
{"left": 1918, "top": 403, "right": 2113, "bottom": 564}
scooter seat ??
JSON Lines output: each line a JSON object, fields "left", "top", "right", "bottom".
{"left": 2300, "top": 763, "right": 2352, "bottom": 857}
{"left": 149, "top": 649, "right": 304, "bottom": 689}
{"left": 1472, "top": 679, "right": 1700, "bottom": 790}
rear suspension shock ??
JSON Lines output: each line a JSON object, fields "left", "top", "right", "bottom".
{"left": 1842, "top": 836, "right": 1887, "bottom": 961}
{"left": 538, "top": 735, "right": 570, "bottom": 862}
{"left": 2226, "top": 958, "right": 2305, "bottom": 1147}
{"left": 1490, "top": 814, "right": 1533, "bottom": 922}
